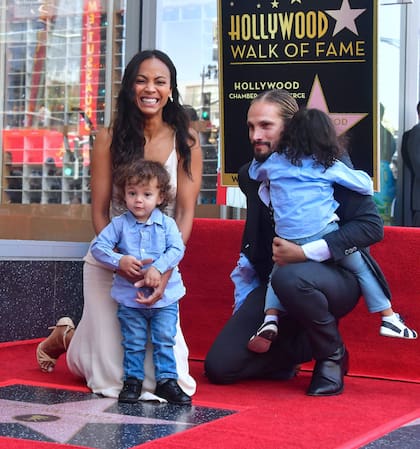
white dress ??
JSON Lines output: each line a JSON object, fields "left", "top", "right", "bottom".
{"left": 66, "top": 148, "right": 197, "bottom": 399}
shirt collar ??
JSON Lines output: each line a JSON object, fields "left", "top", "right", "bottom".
{"left": 126, "top": 208, "right": 164, "bottom": 228}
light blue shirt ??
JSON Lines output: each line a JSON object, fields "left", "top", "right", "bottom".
{"left": 91, "top": 208, "right": 186, "bottom": 308}
{"left": 249, "top": 152, "right": 373, "bottom": 240}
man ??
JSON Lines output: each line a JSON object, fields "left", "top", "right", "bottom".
{"left": 204, "top": 90, "right": 387, "bottom": 396}
{"left": 401, "top": 101, "right": 420, "bottom": 226}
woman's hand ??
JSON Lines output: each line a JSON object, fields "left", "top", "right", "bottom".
{"left": 134, "top": 269, "right": 172, "bottom": 306}
{"left": 116, "top": 258, "right": 153, "bottom": 283}
{"left": 135, "top": 283, "right": 164, "bottom": 306}
{"left": 272, "top": 237, "right": 307, "bottom": 265}
{"left": 143, "top": 266, "right": 162, "bottom": 289}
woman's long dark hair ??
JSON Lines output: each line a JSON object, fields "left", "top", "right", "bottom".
{"left": 278, "top": 107, "right": 347, "bottom": 169}
{"left": 110, "top": 49, "right": 194, "bottom": 176}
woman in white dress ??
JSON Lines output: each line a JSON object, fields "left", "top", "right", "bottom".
{"left": 36, "top": 50, "right": 203, "bottom": 399}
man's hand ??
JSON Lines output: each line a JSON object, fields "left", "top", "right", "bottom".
{"left": 272, "top": 237, "right": 307, "bottom": 265}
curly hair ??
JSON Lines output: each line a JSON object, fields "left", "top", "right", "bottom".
{"left": 110, "top": 49, "right": 195, "bottom": 177}
{"left": 113, "top": 159, "right": 173, "bottom": 211}
{"left": 278, "top": 107, "right": 347, "bottom": 169}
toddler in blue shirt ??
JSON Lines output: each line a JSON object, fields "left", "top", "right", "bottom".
{"left": 247, "top": 108, "right": 417, "bottom": 353}
{"left": 91, "top": 159, "right": 191, "bottom": 405}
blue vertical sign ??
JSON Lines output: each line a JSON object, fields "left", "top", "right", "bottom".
{"left": 218, "top": 0, "right": 377, "bottom": 188}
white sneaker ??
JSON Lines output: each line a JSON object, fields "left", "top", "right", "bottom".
{"left": 380, "top": 313, "right": 418, "bottom": 339}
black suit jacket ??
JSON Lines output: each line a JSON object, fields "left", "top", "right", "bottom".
{"left": 238, "top": 162, "right": 391, "bottom": 298}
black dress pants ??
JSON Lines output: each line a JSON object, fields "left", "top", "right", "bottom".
{"left": 205, "top": 261, "right": 360, "bottom": 385}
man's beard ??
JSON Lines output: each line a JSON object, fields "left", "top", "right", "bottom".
{"left": 253, "top": 142, "right": 273, "bottom": 162}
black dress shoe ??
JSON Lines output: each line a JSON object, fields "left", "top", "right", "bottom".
{"left": 155, "top": 379, "right": 192, "bottom": 405}
{"left": 306, "top": 345, "right": 349, "bottom": 396}
{"left": 118, "top": 377, "right": 142, "bottom": 403}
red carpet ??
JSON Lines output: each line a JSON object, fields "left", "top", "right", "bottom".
{"left": 178, "top": 220, "right": 420, "bottom": 385}
{"left": 1, "top": 341, "right": 420, "bottom": 449}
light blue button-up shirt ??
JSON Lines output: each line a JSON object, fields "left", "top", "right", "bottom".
{"left": 249, "top": 152, "right": 373, "bottom": 240}
{"left": 91, "top": 208, "right": 185, "bottom": 308}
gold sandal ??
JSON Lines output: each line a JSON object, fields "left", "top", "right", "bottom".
{"left": 36, "top": 317, "right": 75, "bottom": 373}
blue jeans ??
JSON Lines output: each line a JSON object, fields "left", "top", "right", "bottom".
{"left": 117, "top": 302, "right": 179, "bottom": 382}
{"left": 339, "top": 251, "right": 391, "bottom": 313}
{"left": 265, "top": 222, "right": 391, "bottom": 314}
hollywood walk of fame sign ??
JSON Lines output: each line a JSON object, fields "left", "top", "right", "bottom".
{"left": 218, "top": 0, "right": 378, "bottom": 189}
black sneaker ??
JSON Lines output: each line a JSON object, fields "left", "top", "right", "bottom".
{"left": 155, "top": 379, "right": 192, "bottom": 405}
{"left": 118, "top": 378, "right": 142, "bottom": 404}
{"left": 247, "top": 320, "right": 278, "bottom": 353}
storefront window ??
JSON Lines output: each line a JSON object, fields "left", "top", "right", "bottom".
{"left": 0, "top": 1, "right": 418, "bottom": 241}
{"left": 0, "top": 0, "right": 125, "bottom": 206}
{"left": 375, "top": 4, "right": 402, "bottom": 225}
{"left": 156, "top": 0, "right": 219, "bottom": 205}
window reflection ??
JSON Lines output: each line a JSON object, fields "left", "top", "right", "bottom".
{"left": 1, "top": 0, "right": 122, "bottom": 205}
{"left": 156, "top": 0, "right": 219, "bottom": 205}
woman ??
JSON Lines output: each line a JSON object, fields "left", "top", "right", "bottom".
{"left": 36, "top": 50, "right": 203, "bottom": 399}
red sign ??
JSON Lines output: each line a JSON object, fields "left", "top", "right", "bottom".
{"left": 3, "top": 129, "right": 89, "bottom": 167}
{"left": 79, "top": 0, "right": 101, "bottom": 134}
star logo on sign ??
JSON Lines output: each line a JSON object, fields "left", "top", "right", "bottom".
{"left": 325, "top": 0, "right": 366, "bottom": 36}
{"left": 307, "top": 75, "right": 368, "bottom": 136}
{"left": 271, "top": 0, "right": 279, "bottom": 7}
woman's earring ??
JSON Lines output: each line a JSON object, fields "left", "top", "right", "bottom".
{"left": 169, "top": 95, "right": 173, "bottom": 103}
